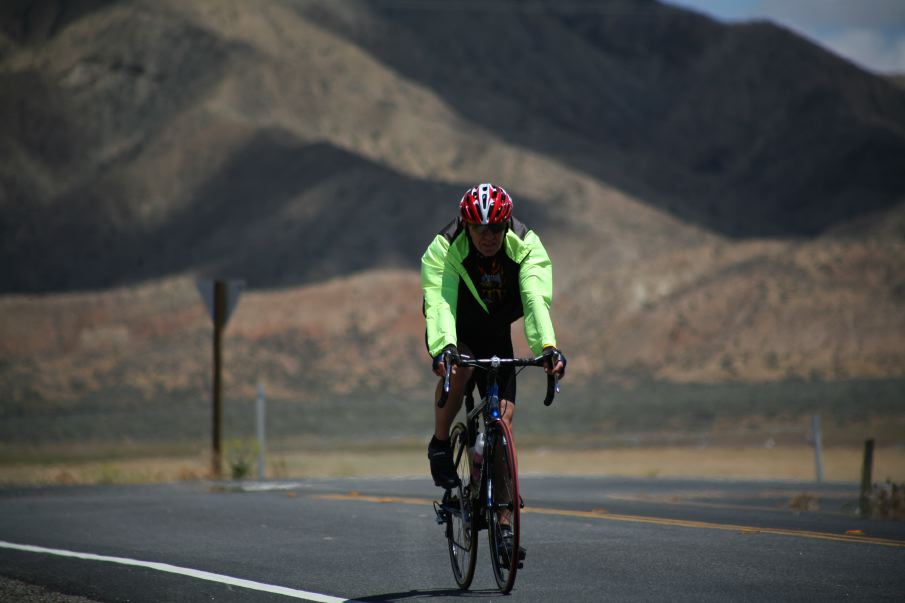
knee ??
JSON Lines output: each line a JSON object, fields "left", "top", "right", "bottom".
{"left": 451, "top": 366, "right": 474, "bottom": 390}
{"left": 501, "top": 400, "right": 515, "bottom": 425}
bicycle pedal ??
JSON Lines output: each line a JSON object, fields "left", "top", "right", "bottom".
{"left": 432, "top": 501, "right": 448, "bottom": 525}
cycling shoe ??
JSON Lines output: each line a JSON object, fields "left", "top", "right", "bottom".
{"left": 428, "top": 440, "right": 461, "bottom": 489}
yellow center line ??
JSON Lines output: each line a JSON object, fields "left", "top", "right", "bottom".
{"left": 314, "top": 493, "right": 905, "bottom": 548}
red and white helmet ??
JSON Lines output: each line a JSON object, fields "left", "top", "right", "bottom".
{"left": 459, "top": 183, "right": 513, "bottom": 225}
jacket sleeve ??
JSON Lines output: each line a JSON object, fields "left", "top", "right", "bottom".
{"left": 421, "top": 234, "right": 459, "bottom": 357}
{"left": 518, "top": 231, "right": 557, "bottom": 356}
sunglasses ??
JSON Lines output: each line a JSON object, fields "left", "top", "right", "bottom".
{"left": 470, "top": 222, "right": 507, "bottom": 235}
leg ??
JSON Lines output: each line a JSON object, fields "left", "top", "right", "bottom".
{"left": 429, "top": 365, "right": 473, "bottom": 489}
{"left": 494, "top": 379, "right": 517, "bottom": 514}
{"left": 499, "top": 398, "right": 515, "bottom": 428}
{"left": 496, "top": 398, "right": 515, "bottom": 524}
{"left": 434, "top": 365, "right": 474, "bottom": 441}
{"left": 487, "top": 418, "right": 522, "bottom": 591}
{"left": 497, "top": 398, "right": 524, "bottom": 562}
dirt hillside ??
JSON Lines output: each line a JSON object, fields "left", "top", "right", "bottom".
{"left": 1, "top": 0, "right": 903, "bottom": 446}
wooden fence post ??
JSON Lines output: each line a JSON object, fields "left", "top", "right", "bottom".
{"left": 858, "top": 438, "right": 875, "bottom": 517}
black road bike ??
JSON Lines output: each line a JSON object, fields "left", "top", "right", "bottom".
{"left": 433, "top": 354, "right": 558, "bottom": 593}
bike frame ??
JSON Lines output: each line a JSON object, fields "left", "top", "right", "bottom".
{"left": 440, "top": 354, "right": 558, "bottom": 515}
{"left": 463, "top": 357, "right": 518, "bottom": 513}
{"left": 436, "top": 353, "right": 558, "bottom": 592}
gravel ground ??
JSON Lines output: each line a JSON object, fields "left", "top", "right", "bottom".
{"left": 0, "top": 576, "right": 101, "bottom": 603}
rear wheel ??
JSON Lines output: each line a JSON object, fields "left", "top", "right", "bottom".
{"left": 486, "top": 420, "right": 520, "bottom": 593}
{"left": 446, "top": 422, "right": 477, "bottom": 589}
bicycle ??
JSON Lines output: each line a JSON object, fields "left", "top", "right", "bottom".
{"left": 433, "top": 353, "right": 558, "bottom": 593}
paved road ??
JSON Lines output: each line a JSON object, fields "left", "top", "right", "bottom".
{"left": 1, "top": 475, "right": 903, "bottom": 602}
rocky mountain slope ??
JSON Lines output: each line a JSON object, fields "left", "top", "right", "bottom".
{"left": 1, "top": 0, "right": 904, "bottom": 444}
{"left": 4, "top": 0, "right": 904, "bottom": 293}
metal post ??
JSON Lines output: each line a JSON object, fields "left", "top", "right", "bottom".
{"left": 811, "top": 415, "right": 824, "bottom": 484}
{"left": 256, "top": 382, "right": 267, "bottom": 480}
{"left": 859, "top": 438, "right": 875, "bottom": 517}
{"left": 211, "top": 280, "right": 226, "bottom": 479}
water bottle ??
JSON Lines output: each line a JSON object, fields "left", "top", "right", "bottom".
{"left": 471, "top": 432, "right": 484, "bottom": 485}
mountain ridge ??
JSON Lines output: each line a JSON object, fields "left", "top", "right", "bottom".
{"left": 303, "top": 0, "right": 905, "bottom": 236}
{"left": 4, "top": 0, "right": 905, "bottom": 293}
{"left": 1, "top": 0, "right": 903, "bottom": 427}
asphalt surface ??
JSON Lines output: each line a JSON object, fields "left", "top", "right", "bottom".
{"left": 1, "top": 475, "right": 903, "bottom": 602}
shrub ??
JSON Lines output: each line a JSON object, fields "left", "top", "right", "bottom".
{"left": 225, "top": 438, "right": 258, "bottom": 480}
{"left": 867, "top": 480, "right": 905, "bottom": 519}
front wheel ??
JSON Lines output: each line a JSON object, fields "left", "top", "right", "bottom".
{"left": 446, "top": 422, "right": 477, "bottom": 589}
{"left": 486, "top": 420, "right": 520, "bottom": 593}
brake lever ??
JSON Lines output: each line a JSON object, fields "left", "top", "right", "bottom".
{"left": 541, "top": 349, "right": 563, "bottom": 406}
{"left": 437, "top": 353, "right": 453, "bottom": 408}
{"left": 543, "top": 372, "right": 559, "bottom": 406}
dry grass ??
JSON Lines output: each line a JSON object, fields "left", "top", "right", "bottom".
{"left": 1, "top": 445, "right": 902, "bottom": 486}
{"left": 0, "top": 457, "right": 210, "bottom": 486}
{"left": 519, "top": 446, "right": 905, "bottom": 482}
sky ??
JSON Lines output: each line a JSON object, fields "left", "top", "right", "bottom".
{"left": 666, "top": 0, "right": 905, "bottom": 74}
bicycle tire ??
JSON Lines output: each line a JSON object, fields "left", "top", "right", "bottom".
{"left": 446, "top": 422, "right": 477, "bottom": 589}
{"left": 486, "top": 419, "right": 520, "bottom": 593}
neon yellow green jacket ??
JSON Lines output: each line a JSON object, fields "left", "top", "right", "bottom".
{"left": 421, "top": 217, "right": 557, "bottom": 358}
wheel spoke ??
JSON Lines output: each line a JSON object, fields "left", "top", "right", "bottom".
{"left": 486, "top": 422, "right": 520, "bottom": 593}
{"left": 444, "top": 423, "right": 477, "bottom": 590}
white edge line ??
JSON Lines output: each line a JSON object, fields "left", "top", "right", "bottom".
{"left": 0, "top": 540, "right": 349, "bottom": 603}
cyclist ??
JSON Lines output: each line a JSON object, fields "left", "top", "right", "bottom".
{"left": 421, "top": 182, "right": 566, "bottom": 489}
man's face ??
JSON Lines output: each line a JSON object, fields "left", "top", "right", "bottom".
{"left": 467, "top": 222, "right": 507, "bottom": 257}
